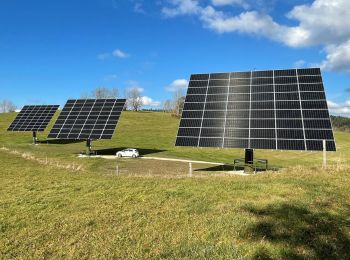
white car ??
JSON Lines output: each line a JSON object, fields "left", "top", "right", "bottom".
{"left": 116, "top": 148, "right": 139, "bottom": 158}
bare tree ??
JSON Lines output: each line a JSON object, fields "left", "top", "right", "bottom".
{"left": 126, "top": 87, "right": 143, "bottom": 111}
{"left": 172, "top": 90, "right": 185, "bottom": 117}
{"left": 82, "top": 87, "right": 119, "bottom": 99}
{"left": 0, "top": 99, "right": 17, "bottom": 113}
{"left": 162, "top": 99, "right": 173, "bottom": 112}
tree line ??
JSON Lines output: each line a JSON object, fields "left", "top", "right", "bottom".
{"left": 81, "top": 87, "right": 185, "bottom": 116}
{"left": 81, "top": 87, "right": 145, "bottom": 112}
{"left": 1, "top": 86, "right": 185, "bottom": 116}
{"left": 0, "top": 100, "right": 17, "bottom": 113}
{"left": 330, "top": 115, "right": 350, "bottom": 132}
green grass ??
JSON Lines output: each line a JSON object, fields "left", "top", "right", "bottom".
{"left": 1, "top": 111, "right": 349, "bottom": 172}
{"left": 0, "top": 111, "right": 350, "bottom": 258}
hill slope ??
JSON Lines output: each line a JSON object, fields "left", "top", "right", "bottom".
{"left": 1, "top": 147, "right": 350, "bottom": 259}
{"left": 0, "top": 111, "right": 349, "bottom": 169}
{"left": 0, "top": 111, "right": 350, "bottom": 258}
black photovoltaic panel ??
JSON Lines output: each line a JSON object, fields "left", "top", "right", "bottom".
{"left": 7, "top": 105, "right": 59, "bottom": 132}
{"left": 176, "top": 68, "right": 336, "bottom": 151}
{"left": 48, "top": 99, "right": 126, "bottom": 140}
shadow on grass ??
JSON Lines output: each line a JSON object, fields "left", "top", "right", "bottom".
{"left": 195, "top": 164, "right": 240, "bottom": 172}
{"left": 37, "top": 139, "right": 84, "bottom": 144}
{"left": 196, "top": 165, "right": 272, "bottom": 172}
{"left": 94, "top": 147, "right": 166, "bottom": 156}
{"left": 242, "top": 203, "right": 350, "bottom": 259}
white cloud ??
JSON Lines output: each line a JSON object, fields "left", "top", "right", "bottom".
{"left": 162, "top": 0, "right": 350, "bottom": 73}
{"left": 320, "top": 40, "right": 350, "bottom": 73}
{"left": 211, "top": 0, "right": 249, "bottom": 8}
{"left": 166, "top": 79, "right": 189, "bottom": 92}
{"left": 162, "top": 0, "right": 200, "bottom": 17}
{"left": 327, "top": 100, "right": 340, "bottom": 108}
{"left": 141, "top": 96, "right": 161, "bottom": 107}
{"left": 294, "top": 59, "right": 306, "bottom": 67}
{"left": 98, "top": 48, "right": 129, "bottom": 60}
{"left": 328, "top": 100, "right": 350, "bottom": 117}
{"left": 286, "top": 0, "right": 350, "bottom": 47}
{"left": 136, "top": 87, "right": 144, "bottom": 93}
{"left": 125, "top": 80, "right": 144, "bottom": 93}
{"left": 112, "top": 49, "right": 129, "bottom": 58}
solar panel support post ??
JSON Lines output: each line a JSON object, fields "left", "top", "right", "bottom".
{"left": 86, "top": 139, "right": 92, "bottom": 156}
{"left": 32, "top": 132, "right": 37, "bottom": 144}
{"left": 244, "top": 149, "right": 254, "bottom": 173}
{"left": 245, "top": 149, "right": 254, "bottom": 164}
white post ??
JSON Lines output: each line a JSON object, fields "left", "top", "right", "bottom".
{"left": 116, "top": 165, "right": 119, "bottom": 175}
{"left": 189, "top": 162, "right": 192, "bottom": 177}
{"left": 323, "top": 139, "right": 326, "bottom": 168}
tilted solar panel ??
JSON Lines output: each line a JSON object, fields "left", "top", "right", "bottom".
{"left": 175, "top": 68, "right": 336, "bottom": 151}
{"left": 48, "top": 99, "right": 126, "bottom": 140}
{"left": 7, "top": 105, "right": 59, "bottom": 132}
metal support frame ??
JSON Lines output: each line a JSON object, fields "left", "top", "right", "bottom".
{"left": 32, "top": 131, "right": 37, "bottom": 144}
{"left": 233, "top": 149, "right": 270, "bottom": 173}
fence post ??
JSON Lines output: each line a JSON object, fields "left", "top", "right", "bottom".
{"left": 323, "top": 139, "right": 326, "bottom": 168}
{"left": 189, "top": 162, "right": 192, "bottom": 177}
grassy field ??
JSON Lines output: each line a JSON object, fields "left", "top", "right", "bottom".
{"left": 1, "top": 111, "right": 349, "bottom": 172}
{"left": 0, "top": 111, "right": 350, "bottom": 258}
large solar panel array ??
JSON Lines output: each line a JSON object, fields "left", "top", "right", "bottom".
{"left": 175, "top": 68, "right": 336, "bottom": 151}
{"left": 7, "top": 105, "right": 59, "bottom": 132}
{"left": 48, "top": 99, "right": 126, "bottom": 140}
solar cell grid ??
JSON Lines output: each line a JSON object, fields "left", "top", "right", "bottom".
{"left": 7, "top": 105, "right": 59, "bottom": 132}
{"left": 176, "top": 68, "right": 336, "bottom": 151}
{"left": 48, "top": 99, "right": 126, "bottom": 140}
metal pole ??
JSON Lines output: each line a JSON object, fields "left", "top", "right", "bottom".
{"left": 86, "top": 139, "right": 92, "bottom": 156}
{"left": 323, "top": 139, "right": 326, "bottom": 168}
{"left": 245, "top": 149, "right": 254, "bottom": 164}
{"left": 244, "top": 149, "right": 254, "bottom": 173}
{"left": 189, "top": 162, "right": 192, "bottom": 177}
{"left": 32, "top": 131, "right": 37, "bottom": 144}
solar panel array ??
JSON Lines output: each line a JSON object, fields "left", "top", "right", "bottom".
{"left": 48, "top": 99, "right": 126, "bottom": 140}
{"left": 175, "top": 68, "right": 336, "bottom": 151}
{"left": 7, "top": 105, "right": 59, "bottom": 132}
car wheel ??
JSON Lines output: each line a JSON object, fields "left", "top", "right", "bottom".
{"left": 117, "top": 153, "right": 122, "bottom": 158}
{"left": 132, "top": 154, "right": 136, "bottom": 158}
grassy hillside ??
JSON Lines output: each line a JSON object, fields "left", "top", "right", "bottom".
{"left": 1, "top": 149, "right": 350, "bottom": 259}
{"left": 1, "top": 111, "right": 349, "bottom": 171}
{"left": 0, "top": 111, "right": 350, "bottom": 259}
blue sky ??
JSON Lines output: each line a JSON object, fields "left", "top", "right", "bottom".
{"left": 1, "top": 0, "right": 350, "bottom": 115}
